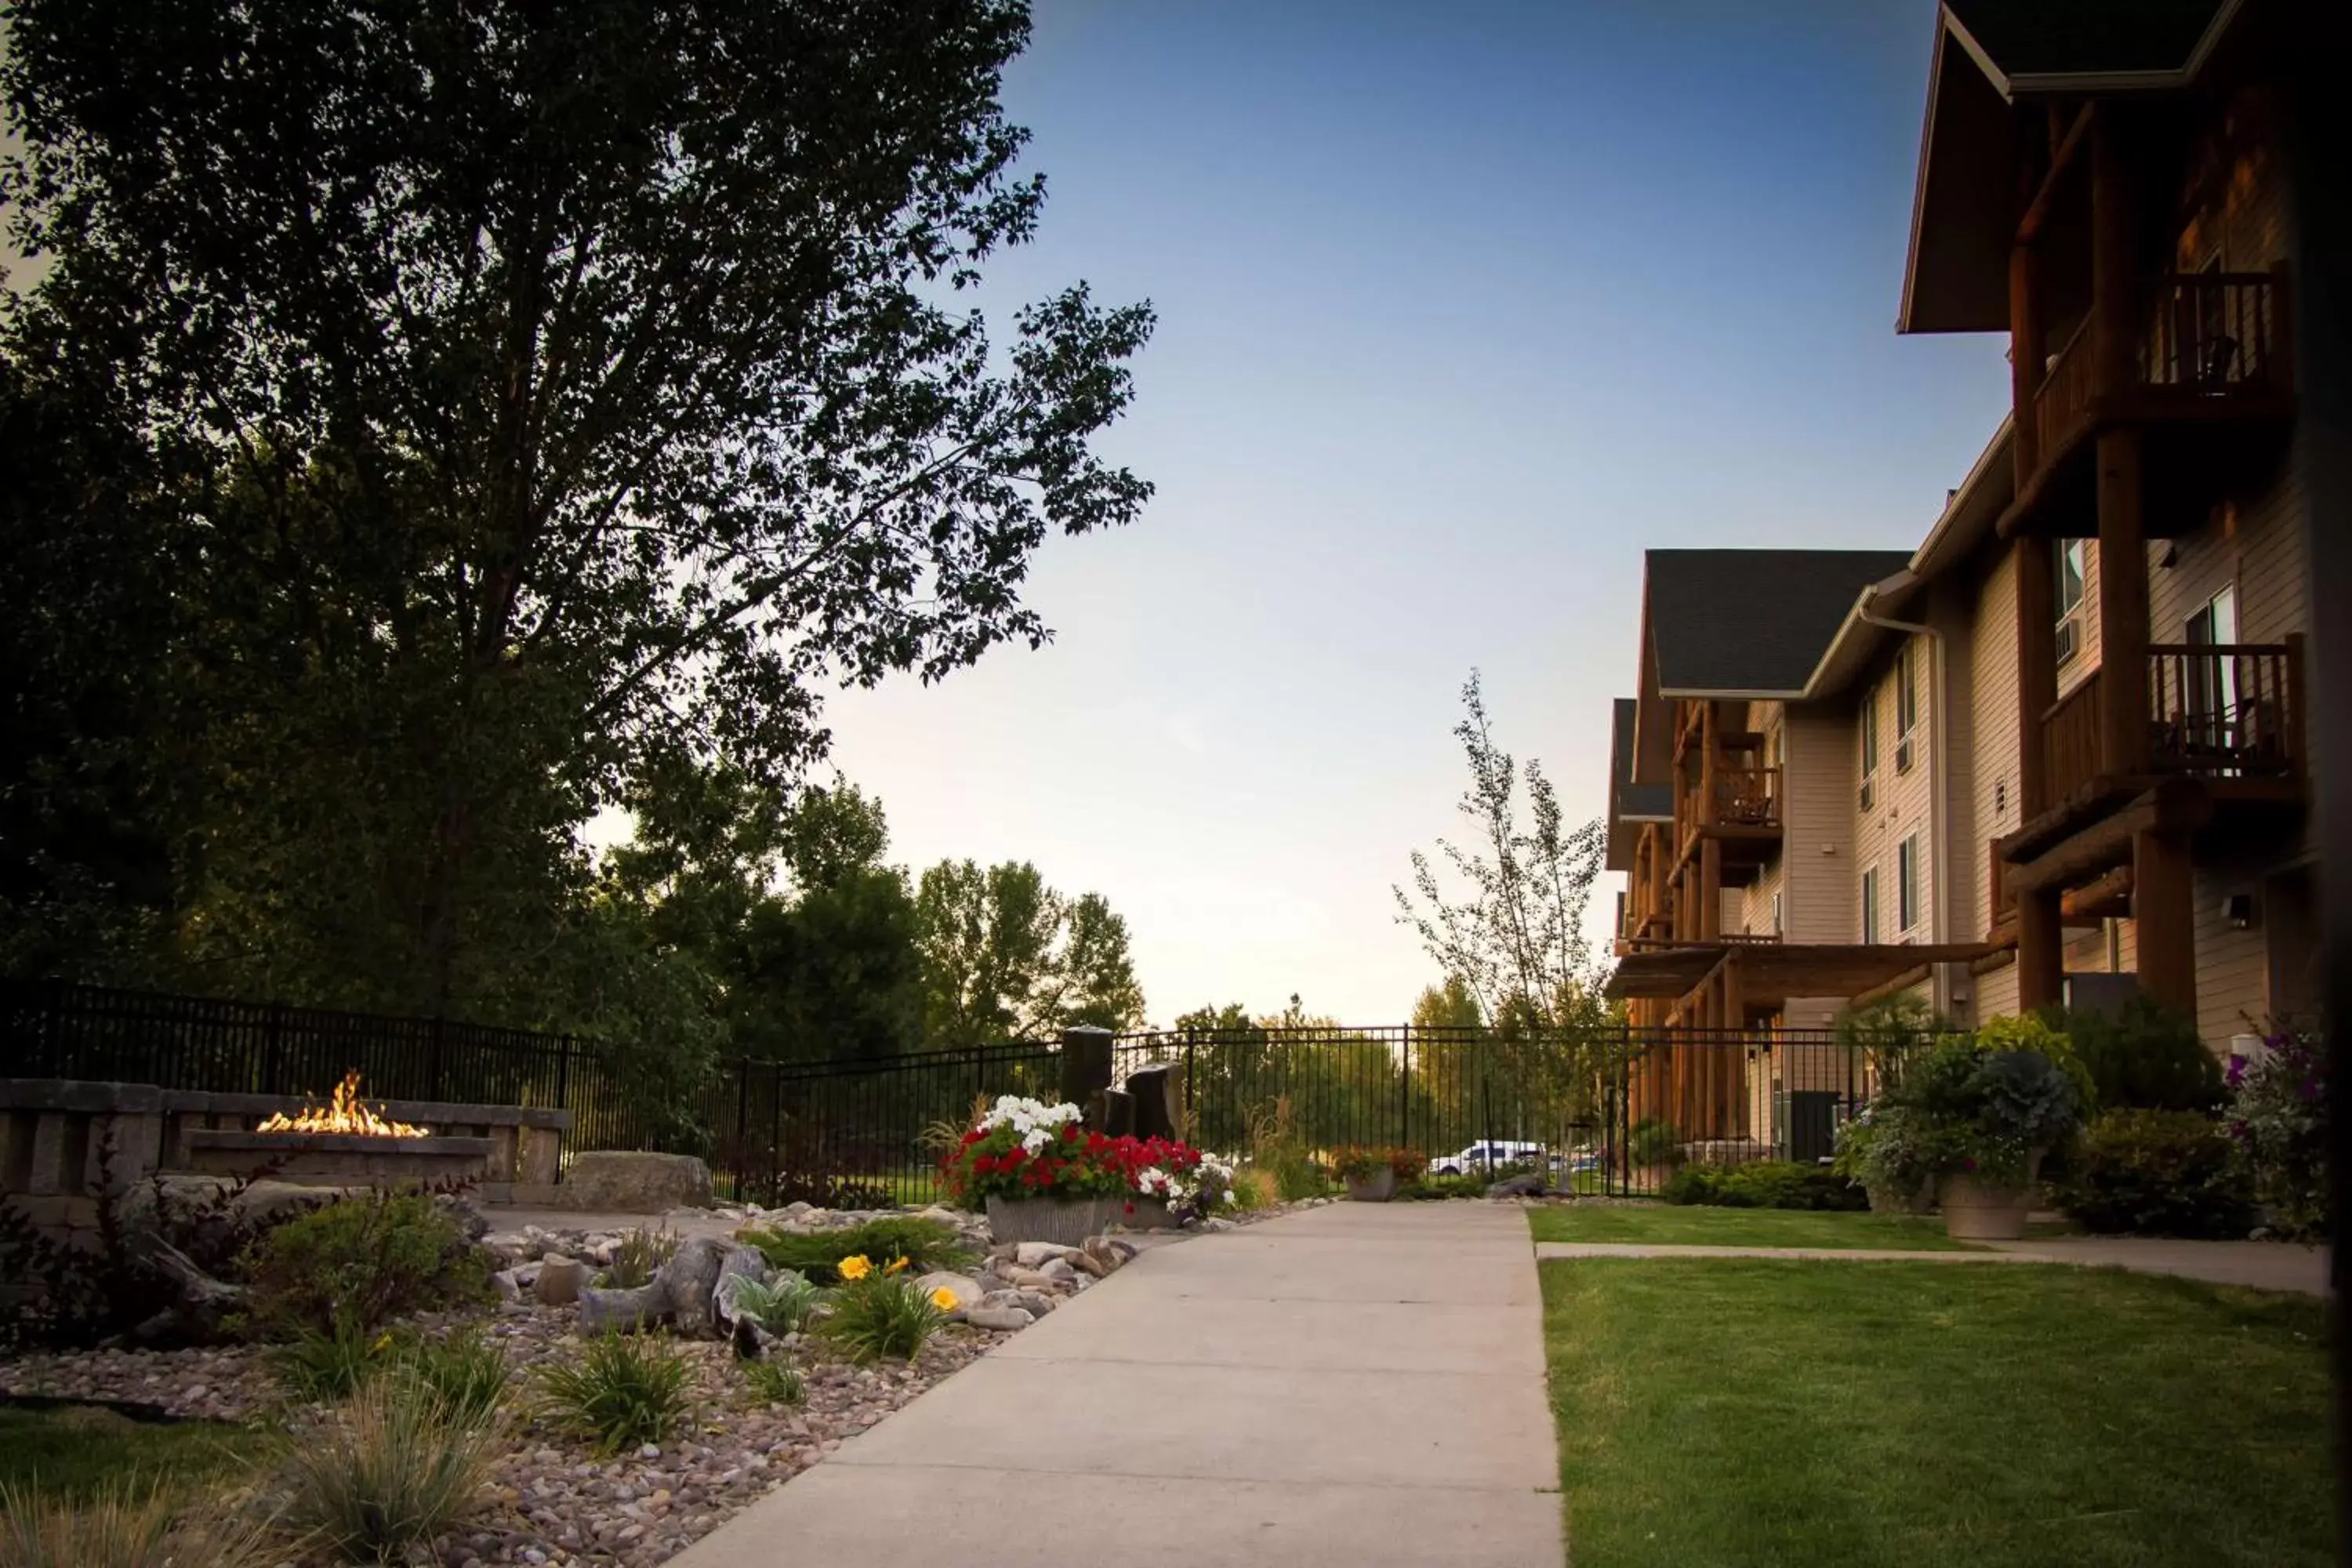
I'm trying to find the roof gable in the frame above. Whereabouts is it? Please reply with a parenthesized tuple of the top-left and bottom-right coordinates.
(1645, 549, 1914, 698)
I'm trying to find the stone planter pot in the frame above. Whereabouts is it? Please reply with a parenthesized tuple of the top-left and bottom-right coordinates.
(1940, 1173, 2031, 1240)
(984, 1195, 1116, 1247)
(1344, 1167, 1399, 1203)
(1116, 1196, 1178, 1231)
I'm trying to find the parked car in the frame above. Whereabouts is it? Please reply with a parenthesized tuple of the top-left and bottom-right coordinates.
(1428, 1140, 1549, 1176)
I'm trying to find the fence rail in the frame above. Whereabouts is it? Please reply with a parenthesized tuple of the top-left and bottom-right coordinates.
(4, 981, 1928, 1204)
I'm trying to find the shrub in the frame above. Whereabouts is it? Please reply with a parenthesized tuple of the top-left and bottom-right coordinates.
(742, 1359, 806, 1408)
(2225, 1026, 2329, 1240)
(269, 1321, 401, 1403)
(238, 1191, 495, 1340)
(1397, 1172, 1488, 1201)
(2063, 1109, 2253, 1239)
(597, 1225, 678, 1290)
(936, 1098, 1232, 1214)
(535, 1332, 692, 1454)
(2039, 996, 2223, 1112)
(818, 1270, 945, 1363)
(1856, 1029, 2085, 1200)
(1835, 994, 1949, 1082)
(1660, 1162, 1864, 1210)
(276, 1381, 495, 1561)
(0, 1479, 274, 1568)
(739, 1217, 967, 1285)
(722, 1272, 824, 1337)
(1329, 1147, 1427, 1182)
(1627, 1118, 1682, 1168)
(394, 1327, 508, 1426)
(1225, 1167, 1277, 1210)
(1243, 1098, 1328, 1200)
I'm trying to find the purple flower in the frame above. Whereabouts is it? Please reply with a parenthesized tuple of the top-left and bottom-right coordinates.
(2226, 1054, 2248, 1088)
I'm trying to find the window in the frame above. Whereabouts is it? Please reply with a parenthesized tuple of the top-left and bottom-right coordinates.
(2185, 586, 2241, 763)
(1770, 890, 1784, 936)
(1894, 648, 1918, 773)
(1897, 833, 1922, 934)
(2055, 539, 2087, 665)
(1860, 866, 1880, 946)
(1859, 692, 1880, 809)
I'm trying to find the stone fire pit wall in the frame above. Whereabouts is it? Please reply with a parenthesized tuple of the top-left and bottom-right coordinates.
(0, 1077, 570, 1232)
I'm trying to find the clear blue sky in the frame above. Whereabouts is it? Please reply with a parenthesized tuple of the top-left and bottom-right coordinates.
(820, 0, 2013, 1025)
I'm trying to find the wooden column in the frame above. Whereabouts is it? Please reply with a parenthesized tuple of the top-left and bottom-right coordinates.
(1699, 840, 1723, 938)
(2096, 426, 2151, 775)
(1720, 954, 1745, 1139)
(2015, 536, 2059, 816)
(2089, 110, 2139, 401)
(2018, 885, 2064, 1011)
(2009, 240, 2044, 485)
(2132, 827, 2198, 1019)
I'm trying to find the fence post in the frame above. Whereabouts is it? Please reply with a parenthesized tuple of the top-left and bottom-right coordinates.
(263, 1001, 287, 1095)
(428, 1014, 447, 1099)
(732, 1058, 751, 1200)
(1399, 1028, 1411, 1149)
(554, 1035, 572, 1115)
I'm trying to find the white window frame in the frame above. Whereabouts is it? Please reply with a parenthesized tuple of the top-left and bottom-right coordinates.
(1894, 648, 1918, 774)
(1897, 833, 1922, 935)
(2055, 539, 2088, 666)
(1860, 866, 1880, 946)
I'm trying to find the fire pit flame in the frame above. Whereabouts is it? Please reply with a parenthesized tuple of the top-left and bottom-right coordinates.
(255, 1070, 430, 1138)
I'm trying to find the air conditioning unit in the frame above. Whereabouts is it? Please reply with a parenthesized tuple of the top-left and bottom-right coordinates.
(1858, 776, 1875, 811)
(2055, 615, 2081, 666)
(1895, 735, 1915, 775)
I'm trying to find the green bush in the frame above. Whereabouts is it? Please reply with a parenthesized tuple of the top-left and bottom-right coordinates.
(596, 1225, 678, 1289)
(1628, 1118, 1682, 1168)
(394, 1327, 508, 1427)
(818, 1274, 945, 1364)
(2063, 1109, 2253, 1239)
(268, 1321, 401, 1403)
(535, 1332, 692, 1454)
(238, 1192, 495, 1340)
(1662, 1162, 1864, 1211)
(277, 1381, 495, 1560)
(2041, 997, 2224, 1112)
(723, 1272, 824, 1337)
(1397, 1173, 1489, 1201)
(739, 1217, 967, 1284)
(742, 1358, 806, 1407)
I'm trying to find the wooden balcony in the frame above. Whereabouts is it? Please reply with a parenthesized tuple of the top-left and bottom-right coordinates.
(2008, 271, 2294, 539)
(1675, 764, 1782, 884)
(2020, 641, 2304, 858)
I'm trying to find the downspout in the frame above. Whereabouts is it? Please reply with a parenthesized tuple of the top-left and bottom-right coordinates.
(1856, 584, 1963, 1021)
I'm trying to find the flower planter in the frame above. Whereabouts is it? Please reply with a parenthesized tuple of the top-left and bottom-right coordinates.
(1117, 1196, 1178, 1231)
(1343, 1167, 1399, 1203)
(984, 1195, 1117, 1247)
(1939, 1173, 2031, 1240)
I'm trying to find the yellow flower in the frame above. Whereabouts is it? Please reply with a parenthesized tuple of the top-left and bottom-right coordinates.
(837, 1254, 872, 1281)
(930, 1287, 960, 1311)
(372, 1333, 394, 1352)
(886, 1256, 909, 1274)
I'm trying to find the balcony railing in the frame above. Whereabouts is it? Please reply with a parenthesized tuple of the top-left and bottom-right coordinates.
(2146, 641, 2301, 779)
(2032, 272, 2288, 461)
(2040, 671, 2105, 808)
(2037, 642, 2303, 808)
(1709, 765, 1781, 828)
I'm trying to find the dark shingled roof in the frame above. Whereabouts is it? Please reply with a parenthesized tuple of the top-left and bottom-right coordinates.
(1946, 0, 2225, 79)
(1646, 550, 1913, 697)
(1610, 699, 1670, 819)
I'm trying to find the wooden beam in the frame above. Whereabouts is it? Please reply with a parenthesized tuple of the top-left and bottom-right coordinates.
(2007, 783, 2214, 897)
(1852, 963, 1934, 1011)
(2096, 426, 2152, 775)
(2063, 863, 2134, 922)
(2015, 536, 2059, 818)
(2016, 103, 2093, 246)
(2133, 827, 2198, 1018)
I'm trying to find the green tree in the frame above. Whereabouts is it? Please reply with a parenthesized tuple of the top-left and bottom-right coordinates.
(1411, 977, 1485, 1033)
(913, 861, 1145, 1044)
(1, 0, 1152, 1018)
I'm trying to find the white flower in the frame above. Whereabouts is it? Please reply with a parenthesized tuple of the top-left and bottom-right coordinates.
(978, 1096, 1083, 1135)
(1021, 1127, 1052, 1154)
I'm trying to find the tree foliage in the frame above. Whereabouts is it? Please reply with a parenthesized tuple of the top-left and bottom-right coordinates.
(0, 0, 1152, 1021)
(914, 860, 1145, 1044)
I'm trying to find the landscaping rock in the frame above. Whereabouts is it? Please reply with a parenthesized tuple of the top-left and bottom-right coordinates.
(559, 1151, 715, 1213)
(1013, 1242, 1076, 1268)
(534, 1257, 590, 1306)
(1000, 1265, 1054, 1290)
(965, 1305, 1035, 1331)
(659, 1237, 732, 1336)
(1079, 1236, 1120, 1275)
(1486, 1172, 1549, 1199)
(579, 1282, 670, 1334)
(1038, 1257, 1079, 1287)
(914, 1272, 984, 1312)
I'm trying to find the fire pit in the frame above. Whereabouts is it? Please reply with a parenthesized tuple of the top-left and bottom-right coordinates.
(182, 1071, 493, 1186)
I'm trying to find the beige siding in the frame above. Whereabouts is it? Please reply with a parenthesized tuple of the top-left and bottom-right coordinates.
(1973, 958, 2020, 1021)
(1967, 543, 2024, 937)
(1740, 704, 1788, 937)
(1852, 633, 1938, 946)
(1779, 706, 1856, 943)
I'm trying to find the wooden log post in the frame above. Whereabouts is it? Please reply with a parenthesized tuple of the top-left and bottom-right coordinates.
(2132, 828, 2198, 1020)
(2096, 426, 2152, 776)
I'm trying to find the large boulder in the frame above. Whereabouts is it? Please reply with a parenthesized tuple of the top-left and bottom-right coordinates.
(578, 1282, 669, 1334)
(557, 1152, 713, 1213)
(658, 1236, 731, 1336)
(533, 1256, 590, 1306)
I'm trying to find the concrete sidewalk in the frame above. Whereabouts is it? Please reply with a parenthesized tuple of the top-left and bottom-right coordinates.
(1533, 1236, 2329, 1296)
(670, 1202, 1563, 1568)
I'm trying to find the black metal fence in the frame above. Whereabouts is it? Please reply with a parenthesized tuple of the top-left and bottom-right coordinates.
(5, 979, 1929, 1203)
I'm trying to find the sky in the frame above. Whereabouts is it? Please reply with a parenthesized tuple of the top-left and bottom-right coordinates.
(816, 0, 2016, 1026)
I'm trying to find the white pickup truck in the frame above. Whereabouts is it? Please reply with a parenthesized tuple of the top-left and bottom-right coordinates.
(1426, 1140, 1549, 1176)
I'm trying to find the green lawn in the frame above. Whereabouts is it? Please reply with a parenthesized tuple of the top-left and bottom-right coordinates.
(0, 1403, 276, 1504)
(1541, 1258, 2334, 1567)
(1528, 1203, 1978, 1250)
